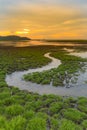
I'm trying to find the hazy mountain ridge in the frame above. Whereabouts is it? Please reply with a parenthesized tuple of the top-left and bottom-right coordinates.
(0, 35, 31, 41)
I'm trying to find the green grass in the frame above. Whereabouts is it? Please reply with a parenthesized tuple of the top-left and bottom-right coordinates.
(0, 45, 87, 129)
(81, 120, 87, 129)
(62, 108, 86, 123)
(58, 119, 82, 130)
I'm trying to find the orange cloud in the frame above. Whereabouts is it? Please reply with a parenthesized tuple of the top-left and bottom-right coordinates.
(0, 3, 87, 39)
(63, 18, 87, 25)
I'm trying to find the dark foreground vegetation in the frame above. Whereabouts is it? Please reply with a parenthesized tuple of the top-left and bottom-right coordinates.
(0, 45, 87, 130)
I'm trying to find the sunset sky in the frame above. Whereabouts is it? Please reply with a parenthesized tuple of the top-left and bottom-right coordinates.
(0, 0, 87, 39)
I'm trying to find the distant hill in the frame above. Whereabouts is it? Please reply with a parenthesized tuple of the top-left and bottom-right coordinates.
(0, 35, 31, 41)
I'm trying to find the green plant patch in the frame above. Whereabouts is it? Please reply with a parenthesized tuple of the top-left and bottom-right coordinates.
(62, 108, 86, 123)
(81, 120, 87, 129)
(50, 117, 59, 130)
(49, 102, 63, 115)
(5, 104, 24, 118)
(26, 117, 47, 130)
(7, 116, 26, 130)
(58, 119, 82, 130)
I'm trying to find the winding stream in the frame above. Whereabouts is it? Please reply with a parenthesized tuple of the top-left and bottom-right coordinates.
(6, 51, 87, 97)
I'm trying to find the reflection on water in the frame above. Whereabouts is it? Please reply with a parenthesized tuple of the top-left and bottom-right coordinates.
(64, 48, 87, 58)
(0, 40, 87, 47)
(70, 51, 87, 58)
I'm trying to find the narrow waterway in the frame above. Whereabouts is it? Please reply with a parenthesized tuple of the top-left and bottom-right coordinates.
(6, 51, 87, 97)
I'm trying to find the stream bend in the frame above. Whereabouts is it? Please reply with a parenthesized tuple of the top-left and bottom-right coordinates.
(6, 52, 87, 97)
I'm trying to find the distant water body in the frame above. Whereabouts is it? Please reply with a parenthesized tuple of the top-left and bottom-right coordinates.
(0, 40, 87, 47)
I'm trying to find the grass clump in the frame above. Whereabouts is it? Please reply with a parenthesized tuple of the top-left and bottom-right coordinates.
(50, 117, 59, 130)
(62, 108, 86, 123)
(58, 119, 82, 130)
(81, 120, 87, 129)
(0, 116, 7, 129)
(5, 104, 24, 117)
(49, 102, 63, 115)
(26, 117, 47, 130)
(7, 116, 26, 130)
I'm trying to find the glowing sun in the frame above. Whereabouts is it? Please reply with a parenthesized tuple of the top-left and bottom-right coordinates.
(15, 29, 30, 35)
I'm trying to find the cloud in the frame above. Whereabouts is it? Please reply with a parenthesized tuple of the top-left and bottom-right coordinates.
(63, 18, 87, 25)
(0, 0, 87, 39)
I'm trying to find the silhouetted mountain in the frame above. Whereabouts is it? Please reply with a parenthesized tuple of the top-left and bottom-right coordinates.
(0, 35, 31, 41)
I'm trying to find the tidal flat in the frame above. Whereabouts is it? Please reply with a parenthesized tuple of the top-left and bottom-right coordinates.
(0, 42, 87, 129)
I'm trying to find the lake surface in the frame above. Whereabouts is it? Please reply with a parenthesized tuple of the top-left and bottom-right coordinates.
(0, 40, 87, 48)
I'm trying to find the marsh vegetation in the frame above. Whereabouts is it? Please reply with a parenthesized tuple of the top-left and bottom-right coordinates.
(24, 50, 87, 87)
(0, 45, 87, 129)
